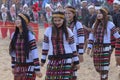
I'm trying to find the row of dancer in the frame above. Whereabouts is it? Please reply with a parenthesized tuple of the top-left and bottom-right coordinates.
(9, 5, 120, 80)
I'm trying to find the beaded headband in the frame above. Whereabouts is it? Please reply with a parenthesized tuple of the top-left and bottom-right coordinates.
(18, 13, 29, 24)
(52, 14, 64, 19)
(101, 8, 108, 14)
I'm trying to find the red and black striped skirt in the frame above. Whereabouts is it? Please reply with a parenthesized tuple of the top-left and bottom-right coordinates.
(93, 44, 111, 80)
(13, 63, 36, 80)
(45, 55, 75, 80)
(115, 39, 120, 56)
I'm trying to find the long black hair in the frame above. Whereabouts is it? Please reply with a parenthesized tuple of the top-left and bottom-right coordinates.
(51, 11, 69, 40)
(9, 14, 30, 58)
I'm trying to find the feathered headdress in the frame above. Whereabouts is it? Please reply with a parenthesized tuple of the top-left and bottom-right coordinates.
(32, 2, 40, 12)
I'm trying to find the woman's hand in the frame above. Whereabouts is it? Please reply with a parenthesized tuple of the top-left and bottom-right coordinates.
(75, 64, 80, 70)
(86, 48, 91, 55)
(86, 48, 93, 57)
(71, 63, 80, 70)
(78, 55, 84, 63)
(12, 68, 15, 74)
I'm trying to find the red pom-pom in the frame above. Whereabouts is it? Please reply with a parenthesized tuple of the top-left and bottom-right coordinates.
(107, 0, 114, 4)
(32, 2, 40, 12)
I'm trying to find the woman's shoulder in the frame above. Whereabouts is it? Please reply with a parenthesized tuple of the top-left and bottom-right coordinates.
(28, 30, 34, 35)
(28, 30, 36, 40)
(107, 21, 115, 29)
(75, 21, 83, 28)
(43, 26, 52, 36)
(67, 27, 71, 31)
(107, 21, 115, 26)
(67, 27, 74, 36)
(76, 21, 82, 25)
(46, 26, 52, 30)
(45, 26, 52, 33)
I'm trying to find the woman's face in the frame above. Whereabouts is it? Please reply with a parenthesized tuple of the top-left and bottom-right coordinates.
(65, 10, 74, 21)
(15, 16, 22, 28)
(53, 17, 64, 28)
(97, 10, 103, 20)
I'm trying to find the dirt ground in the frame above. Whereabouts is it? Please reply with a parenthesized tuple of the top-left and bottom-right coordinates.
(0, 28, 120, 80)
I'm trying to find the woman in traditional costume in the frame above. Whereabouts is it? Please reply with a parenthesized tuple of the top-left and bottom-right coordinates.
(87, 7, 120, 80)
(41, 11, 80, 80)
(65, 5, 85, 79)
(9, 13, 42, 80)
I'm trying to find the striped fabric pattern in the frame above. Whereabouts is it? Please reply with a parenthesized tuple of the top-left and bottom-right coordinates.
(95, 25, 104, 43)
(111, 27, 117, 34)
(29, 39, 40, 71)
(87, 21, 120, 80)
(88, 40, 94, 49)
(41, 27, 79, 80)
(68, 21, 85, 55)
(77, 28, 84, 37)
(29, 39, 37, 50)
(111, 27, 118, 51)
(11, 56, 15, 68)
(115, 38, 120, 56)
(52, 29, 65, 55)
(93, 44, 111, 80)
(77, 28, 84, 54)
(45, 58, 74, 80)
(70, 21, 84, 55)
(75, 23, 84, 54)
(14, 64, 36, 80)
(15, 34, 26, 63)
(68, 21, 84, 54)
(111, 34, 116, 48)
(41, 34, 49, 63)
(41, 27, 79, 64)
(88, 21, 120, 49)
(10, 32, 40, 80)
